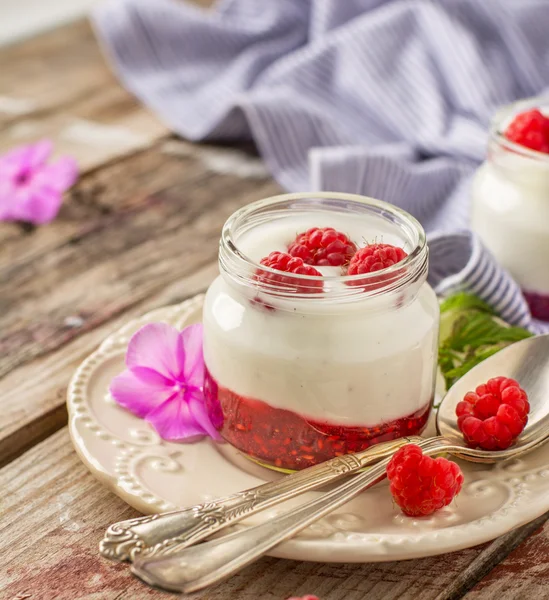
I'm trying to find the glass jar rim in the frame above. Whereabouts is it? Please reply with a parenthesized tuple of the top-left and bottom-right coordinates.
(490, 96, 549, 165)
(219, 192, 428, 300)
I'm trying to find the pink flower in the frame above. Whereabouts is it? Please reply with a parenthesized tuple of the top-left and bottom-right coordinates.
(0, 139, 78, 225)
(110, 322, 221, 441)
(287, 596, 320, 600)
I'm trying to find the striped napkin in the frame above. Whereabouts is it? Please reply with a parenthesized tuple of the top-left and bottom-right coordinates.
(93, 0, 549, 332)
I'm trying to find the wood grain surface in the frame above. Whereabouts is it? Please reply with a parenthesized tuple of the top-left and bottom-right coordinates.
(0, 13, 548, 600)
(464, 521, 549, 600)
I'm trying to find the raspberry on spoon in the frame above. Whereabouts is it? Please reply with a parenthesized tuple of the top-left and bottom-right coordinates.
(504, 108, 549, 153)
(456, 377, 530, 450)
(257, 251, 323, 293)
(288, 227, 357, 267)
(386, 444, 464, 517)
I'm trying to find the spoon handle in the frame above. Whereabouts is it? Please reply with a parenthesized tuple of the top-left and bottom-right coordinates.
(100, 436, 419, 562)
(131, 437, 447, 594)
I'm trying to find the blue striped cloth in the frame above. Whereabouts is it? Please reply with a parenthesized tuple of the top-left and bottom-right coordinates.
(94, 0, 549, 333)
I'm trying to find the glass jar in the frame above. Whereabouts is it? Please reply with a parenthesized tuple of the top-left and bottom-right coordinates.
(471, 98, 549, 321)
(203, 192, 439, 471)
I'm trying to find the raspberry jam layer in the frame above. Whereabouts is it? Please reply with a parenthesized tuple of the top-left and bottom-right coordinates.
(204, 370, 431, 471)
(523, 289, 549, 322)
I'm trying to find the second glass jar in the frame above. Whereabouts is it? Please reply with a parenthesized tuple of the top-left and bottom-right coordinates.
(471, 97, 549, 321)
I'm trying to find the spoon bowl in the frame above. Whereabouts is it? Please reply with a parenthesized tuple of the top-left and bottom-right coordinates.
(437, 333, 549, 457)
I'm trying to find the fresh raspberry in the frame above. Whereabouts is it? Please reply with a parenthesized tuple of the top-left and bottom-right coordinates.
(257, 251, 323, 293)
(505, 109, 549, 153)
(346, 243, 408, 288)
(348, 243, 408, 275)
(288, 227, 357, 267)
(456, 377, 530, 450)
(386, 444, 464, 517)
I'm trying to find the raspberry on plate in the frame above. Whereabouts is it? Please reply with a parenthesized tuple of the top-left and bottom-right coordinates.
(504, 108, 549, 153)
(386, 444, 464, 517)
(257, 251, 323, 293)
(456, 377, 530, 450)
(288, 227, 357, 267)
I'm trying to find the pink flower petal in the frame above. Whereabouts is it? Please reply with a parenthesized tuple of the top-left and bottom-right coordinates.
(0, 140, 77, 225)
(16, 188, 63, 225)
(0, 190, 13, 220)
(27, 140, 54, 169)
(179, 323, 205, 388)
(0, 140, 52, 173)
(187, 388, 223, 441)
(2, 187, 33, 222)
(126, 322, 183, 379)
(110, 368, 172, 418)
(36, 156, 79, 192)
(146, 393, 208, 440)
(0, 144, 37, 172)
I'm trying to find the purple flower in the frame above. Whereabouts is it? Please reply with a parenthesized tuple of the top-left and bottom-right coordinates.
(0, 139, 78, 225)
(110, 322, 220, 441)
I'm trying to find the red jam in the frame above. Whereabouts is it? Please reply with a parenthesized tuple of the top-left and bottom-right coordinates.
(523, 290, 549, 322)
(204, 370, 431, 471)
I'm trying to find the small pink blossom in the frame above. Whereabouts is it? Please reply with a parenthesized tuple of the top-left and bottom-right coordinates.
(0, 139, 78, 225)
(110, 322, 220, 441)
(287, 596, 320, 600)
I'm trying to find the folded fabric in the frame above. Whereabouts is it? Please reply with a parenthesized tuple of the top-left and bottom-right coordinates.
(94, 0, 549, 332)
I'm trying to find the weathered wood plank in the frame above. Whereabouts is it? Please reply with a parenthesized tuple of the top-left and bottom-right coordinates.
(0, 261, 218, 467)
(0, 84, 168, 173)
(0, 144, 276, 378)
(0, 2, 274, 472)
(0, 143, 276, 464)
(463, 519, 549, 600)
(0, 17, 168, 254)
(0, 428, 503, 600)
(0, 21, 114, 128)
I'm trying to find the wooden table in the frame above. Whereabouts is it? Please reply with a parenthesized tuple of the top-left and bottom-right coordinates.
(0, 17, 548, 600)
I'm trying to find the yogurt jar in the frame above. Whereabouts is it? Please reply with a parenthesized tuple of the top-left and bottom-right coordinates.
(471, 98, 549, 321)
(203, 192, 439, 471)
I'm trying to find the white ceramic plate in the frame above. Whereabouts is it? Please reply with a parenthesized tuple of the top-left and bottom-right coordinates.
(68, 296, 549, 562)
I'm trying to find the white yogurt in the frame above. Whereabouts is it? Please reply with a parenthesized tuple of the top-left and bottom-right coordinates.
(471, 100, 549, 295)
(203, 197, 439, 427)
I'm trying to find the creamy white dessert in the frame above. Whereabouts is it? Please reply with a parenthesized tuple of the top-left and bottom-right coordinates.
(202, 193, 439, 469)
(471, 100, 549, 322)
(204, 214, 437, 425)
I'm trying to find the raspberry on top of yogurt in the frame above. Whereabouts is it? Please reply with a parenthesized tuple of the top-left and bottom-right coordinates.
(504, 108, 549, 153)
(288, 227, 357, 266)
(257, 251, 323, 293)
(347, 243, 408, 288)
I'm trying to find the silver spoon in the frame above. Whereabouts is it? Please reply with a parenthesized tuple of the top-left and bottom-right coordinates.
(129, 334, 549, 593)
(101, 435, 424, 563)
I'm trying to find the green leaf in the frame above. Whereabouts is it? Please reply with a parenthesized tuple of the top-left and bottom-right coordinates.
(440, 292, 495, 315)
(437, 291, 533, 391)
(442, 346, 503, 389)
(446, 312, 531, 352)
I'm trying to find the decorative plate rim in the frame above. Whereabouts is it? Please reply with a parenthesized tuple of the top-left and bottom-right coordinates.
(67, 295, 549, 563)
